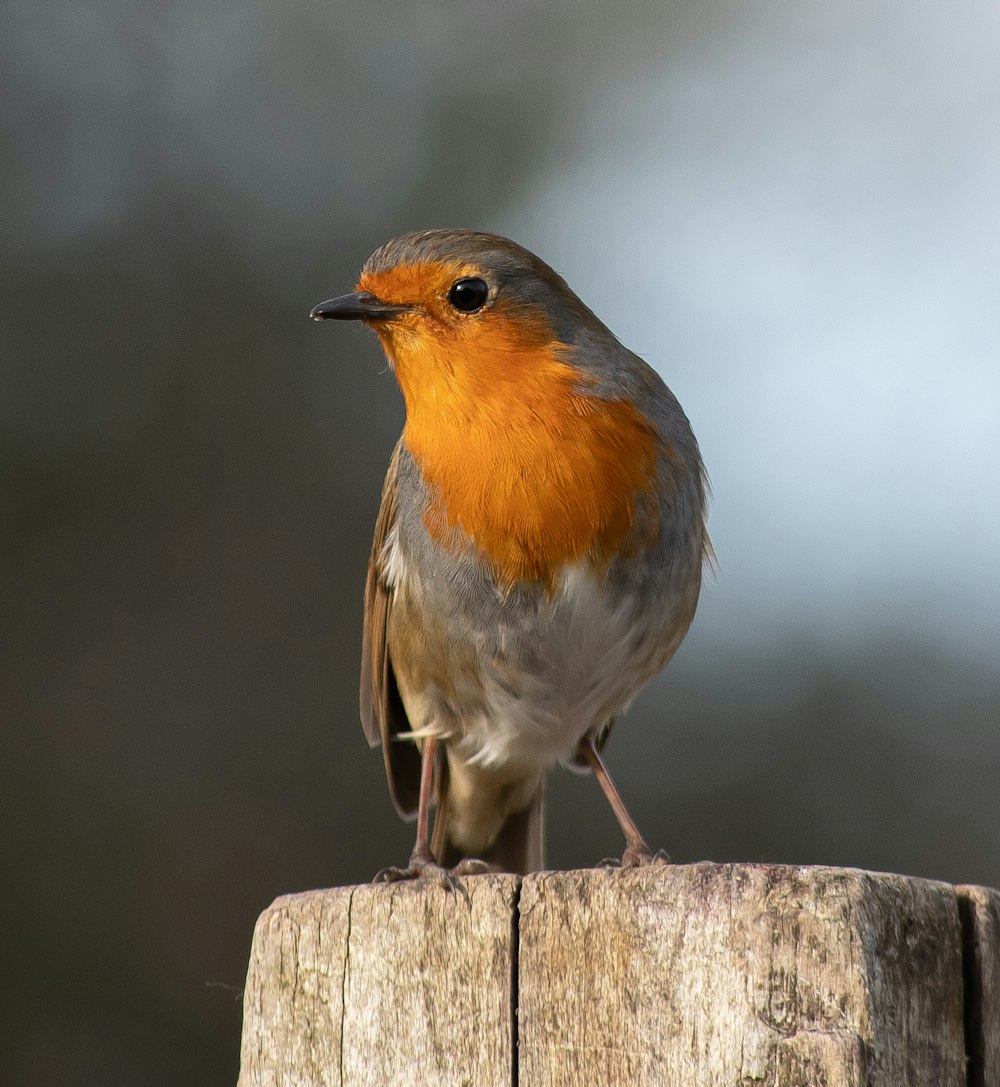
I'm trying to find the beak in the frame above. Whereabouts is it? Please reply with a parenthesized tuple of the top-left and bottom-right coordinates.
(310, 291, 411, 322)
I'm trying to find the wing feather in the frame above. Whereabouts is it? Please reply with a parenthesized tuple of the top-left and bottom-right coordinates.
(359, 440, 422, 818)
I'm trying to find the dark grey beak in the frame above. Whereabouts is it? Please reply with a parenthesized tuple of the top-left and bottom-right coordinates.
(310, 291, 411, 321)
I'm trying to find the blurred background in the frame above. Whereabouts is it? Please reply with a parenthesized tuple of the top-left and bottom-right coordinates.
(3, 1, 998, 1083)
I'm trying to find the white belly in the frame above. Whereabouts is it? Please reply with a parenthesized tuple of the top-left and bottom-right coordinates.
(398, 561, 690, 774)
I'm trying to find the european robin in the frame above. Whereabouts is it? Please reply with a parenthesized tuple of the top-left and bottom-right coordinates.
(312, 230, 708, 878)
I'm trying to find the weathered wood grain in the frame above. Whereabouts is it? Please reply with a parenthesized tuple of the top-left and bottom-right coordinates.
(238, 875, 517, 1087)
(238, 864, 994, 1087)
(957, 883, 1000, 1087)
(515, 864, 966, 1087)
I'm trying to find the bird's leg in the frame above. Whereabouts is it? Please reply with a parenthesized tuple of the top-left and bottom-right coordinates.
(374, 735, 440, 878)
(373, 737, 478, 891)
(578, 734, 669, 867)
(409, 733, 439, 867)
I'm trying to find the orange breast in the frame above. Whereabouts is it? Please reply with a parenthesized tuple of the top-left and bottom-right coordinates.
(374, 307, 663, 589)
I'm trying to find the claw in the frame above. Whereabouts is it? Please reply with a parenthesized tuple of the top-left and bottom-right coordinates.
(598, 845, 671, 869)
(371, 855, 475, 902)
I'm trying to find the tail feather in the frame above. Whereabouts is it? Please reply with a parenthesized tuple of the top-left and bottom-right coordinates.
(432, 762, 545, 874)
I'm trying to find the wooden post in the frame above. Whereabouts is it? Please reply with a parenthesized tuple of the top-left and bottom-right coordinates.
(237, 864, 999, 1086)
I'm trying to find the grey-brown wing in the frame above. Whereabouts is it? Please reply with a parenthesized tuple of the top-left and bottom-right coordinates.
(360, 440, 422, 818)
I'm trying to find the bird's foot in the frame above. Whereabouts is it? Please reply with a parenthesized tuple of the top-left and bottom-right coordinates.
(598, 845, 670, 869)
(372, 849, 488, 898)
(373, 853, 455, 890)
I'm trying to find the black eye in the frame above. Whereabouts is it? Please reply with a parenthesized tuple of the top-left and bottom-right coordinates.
(447, 277, 489, 313)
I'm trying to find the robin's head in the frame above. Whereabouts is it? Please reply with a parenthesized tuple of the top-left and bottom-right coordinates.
(310, 231, 614, 406)
(312, 230, 598, 330)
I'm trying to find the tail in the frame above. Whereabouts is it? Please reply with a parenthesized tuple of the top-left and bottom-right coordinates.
(431, 759, 545, 875)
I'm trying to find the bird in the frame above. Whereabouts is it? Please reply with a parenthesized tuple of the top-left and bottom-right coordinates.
(311, 230, 709, 879)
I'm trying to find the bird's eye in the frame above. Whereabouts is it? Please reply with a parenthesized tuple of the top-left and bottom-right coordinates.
(447, 277, 489, 313)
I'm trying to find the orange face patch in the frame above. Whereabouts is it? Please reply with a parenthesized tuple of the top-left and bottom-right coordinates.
(359, 261, 480, 322)
(359, 263, 663, 588)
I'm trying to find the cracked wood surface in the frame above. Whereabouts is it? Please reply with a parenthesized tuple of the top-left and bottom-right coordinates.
(957, 884, 1000, 1087)
(239, 875, 517, 1087)
(238, 863, 998, 1086)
